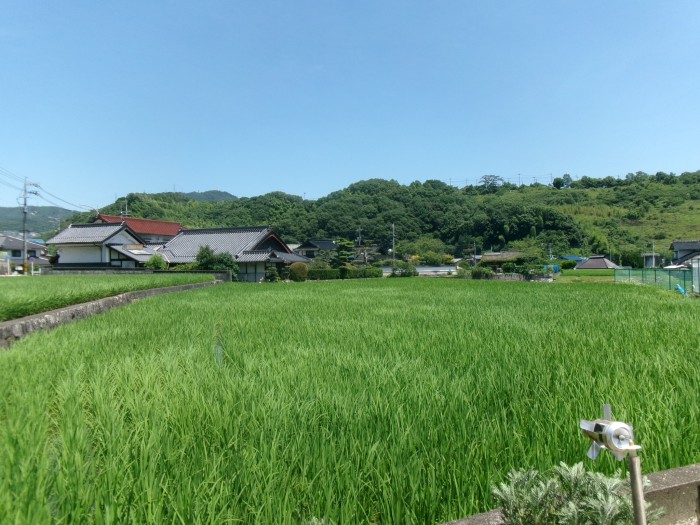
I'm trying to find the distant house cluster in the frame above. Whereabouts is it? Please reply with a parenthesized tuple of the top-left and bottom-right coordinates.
(47, 215, 308, 282)
(0, 234, 50, 274)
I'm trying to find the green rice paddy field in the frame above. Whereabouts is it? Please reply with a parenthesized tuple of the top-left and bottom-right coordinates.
(1, 279, 699, 524)
(0, 273, 215, 322)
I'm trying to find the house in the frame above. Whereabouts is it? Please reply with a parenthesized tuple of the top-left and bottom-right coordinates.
(46, 223, 156, 268)
(0, 234, 50, 274)
(670, 241, 700, 265)
(159, 226, 309, 282)
(94, 214, 184, 243)
(641, 252, 660, 268)
(294, 239, 338, 259)
(478, 251, 525, 270)
(574, 255, 620, 270)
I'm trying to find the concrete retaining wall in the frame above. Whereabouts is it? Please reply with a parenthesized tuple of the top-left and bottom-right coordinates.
(446, 463, 700, 525)
(1, 280, 222, 348)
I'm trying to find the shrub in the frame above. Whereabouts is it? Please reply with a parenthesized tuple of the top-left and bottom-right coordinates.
(420, 251, 443, 266)
(346, 267, 383, 279)
(195, 246, 239, 276)
(171, 262, 199, 271)
(264, 267, 280, 283)
(307, 269, 340, 280)
(559, 260, 578, 270)
(493, 462, 663, 525)
(456, 268, 471, 279)
(289, 262, 309, 282)
(390, 261, 418, 277)
(144, 254, 168, 270)
(471, 266, 494, 280)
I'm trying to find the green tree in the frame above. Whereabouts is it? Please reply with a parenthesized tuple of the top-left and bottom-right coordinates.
(195, 245, 239, 277)
(144, 254, 168, 270)
(333, 238, 355, 267)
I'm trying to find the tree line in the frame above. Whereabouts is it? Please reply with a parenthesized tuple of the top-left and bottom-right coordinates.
(65, 169, 700, 265)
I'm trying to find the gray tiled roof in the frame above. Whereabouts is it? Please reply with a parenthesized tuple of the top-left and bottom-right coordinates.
(47, 223, 130, 244)
(298, 239, 337, 251)
(109, 244, 162, 263)
(236, 250, 273, 263)
(0, 235, 46, 251)
(271, 251, 310, 263)
(236, 250, 311, 264)
(671, 241, 700, 250)
(160, 227, 273, 264)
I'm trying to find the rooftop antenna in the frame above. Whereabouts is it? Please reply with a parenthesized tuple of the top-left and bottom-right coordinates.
(581, 404, 646, 525)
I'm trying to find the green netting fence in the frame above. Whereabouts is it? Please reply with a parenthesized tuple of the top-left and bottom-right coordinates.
(614, 268, 694, 293)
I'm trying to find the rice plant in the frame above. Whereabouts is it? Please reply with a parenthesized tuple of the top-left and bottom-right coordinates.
(0, 273, 215, 321)
(0, 279, 698, 523)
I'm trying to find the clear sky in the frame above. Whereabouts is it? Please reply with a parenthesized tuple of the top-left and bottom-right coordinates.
(1, 2, 699, 210)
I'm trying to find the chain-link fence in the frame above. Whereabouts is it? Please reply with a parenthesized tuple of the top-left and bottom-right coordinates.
(614, 268, 694, 293)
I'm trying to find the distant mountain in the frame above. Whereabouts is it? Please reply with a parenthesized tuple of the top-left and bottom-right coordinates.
(0, 206, 75, 235)
(182, 190, 237, 202)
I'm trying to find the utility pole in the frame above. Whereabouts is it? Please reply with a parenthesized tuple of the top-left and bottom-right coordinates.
(392, 223, 395, 269)
(22, 178, 39, 275)
(356, 227, 362, 247)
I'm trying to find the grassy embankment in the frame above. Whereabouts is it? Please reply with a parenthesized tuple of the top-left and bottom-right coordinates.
(0, 273, 215, 322)
(1, 279, 698, 524)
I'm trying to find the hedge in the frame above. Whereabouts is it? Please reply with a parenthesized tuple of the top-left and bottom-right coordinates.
(307, 267, 383, 281)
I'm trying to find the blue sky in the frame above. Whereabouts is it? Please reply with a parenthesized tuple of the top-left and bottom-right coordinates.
(1, 2, 699, 210)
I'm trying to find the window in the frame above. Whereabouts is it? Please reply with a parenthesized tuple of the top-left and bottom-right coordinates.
(11, 250, 21, 257)
(28, 250, 37, 257)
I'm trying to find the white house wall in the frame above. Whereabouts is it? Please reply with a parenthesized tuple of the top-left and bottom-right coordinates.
(59, 245, 103, 264)
(693, 258, 699, 294)
(110, 231, 141, 245)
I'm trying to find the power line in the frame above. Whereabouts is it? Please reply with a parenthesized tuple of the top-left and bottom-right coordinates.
(36, 184, 94, 211)
(35, 193, 69, 209)
(0, 178, 23, 192)
(0, 165, 25, 183)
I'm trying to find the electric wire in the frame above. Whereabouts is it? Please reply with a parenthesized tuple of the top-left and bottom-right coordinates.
(0, 165, 25, 183)
(0, 179, 23, 192)
(35, 184, 94, 211)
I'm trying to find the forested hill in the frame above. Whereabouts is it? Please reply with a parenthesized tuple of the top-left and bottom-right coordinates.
(0, 206, 74, 235)
(66, 170, 700, 264)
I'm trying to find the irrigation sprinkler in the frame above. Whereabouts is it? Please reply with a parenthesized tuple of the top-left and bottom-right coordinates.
(580, 404, 647, 525)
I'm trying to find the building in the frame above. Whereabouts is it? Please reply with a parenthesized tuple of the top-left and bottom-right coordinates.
(0, 234, 50, 274)
(670, 241, 700, 266)
(46, 223, 156, 268)
(94, 214, 185, 243)
(294, 239, 338, 259)
(159, 227, 309, 282)
(574, 255, 620, 270)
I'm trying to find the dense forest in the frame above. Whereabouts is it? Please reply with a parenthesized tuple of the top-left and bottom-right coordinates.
(51, 169, 700, 265)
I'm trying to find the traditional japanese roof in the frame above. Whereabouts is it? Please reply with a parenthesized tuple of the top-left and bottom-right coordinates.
(47, 223, 145, 245)
(159, 227, 293, 264)
(670, 240, 700, 251)
(480, 251, 524, 263)
(574, 255, 620, 270)
(0, 235, 46, 251)
(109, 244, 164, 263)
(95, 214, 184, 237)
(297, 239, 338, 251)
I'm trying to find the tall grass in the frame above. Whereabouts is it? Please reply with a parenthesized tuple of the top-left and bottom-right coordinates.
(0, 273, 215, 321)
(1, 279, 698, 523)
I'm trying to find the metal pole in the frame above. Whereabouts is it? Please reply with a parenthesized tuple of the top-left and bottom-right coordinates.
(22, 178, 28, 274)
(391, 223, 395, 269)
(627, 453, 647, 525)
